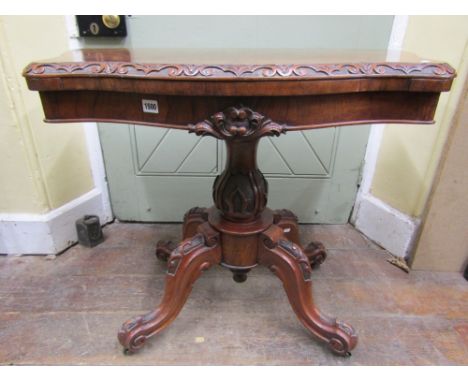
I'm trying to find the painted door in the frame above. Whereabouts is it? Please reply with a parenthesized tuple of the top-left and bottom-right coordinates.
(85, 16, 394, 223)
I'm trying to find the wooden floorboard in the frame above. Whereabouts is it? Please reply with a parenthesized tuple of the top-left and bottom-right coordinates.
(0, 222, 466, 365)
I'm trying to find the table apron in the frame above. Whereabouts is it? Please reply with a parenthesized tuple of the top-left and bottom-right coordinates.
(39, 91, 439, 130)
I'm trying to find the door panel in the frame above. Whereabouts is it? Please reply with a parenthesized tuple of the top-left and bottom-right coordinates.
(133, 127, 220, 175)
(99, 123, 370, 223)
(87, 16, 393, 223)
(259, 130, 337, 176)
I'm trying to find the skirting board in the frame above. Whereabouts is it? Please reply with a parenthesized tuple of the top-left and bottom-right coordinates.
(351, 193, 420, 259)
(0, 188, 112, 255)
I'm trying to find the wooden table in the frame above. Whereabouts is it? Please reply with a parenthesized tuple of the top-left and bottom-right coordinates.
(23, 49, 455, 356)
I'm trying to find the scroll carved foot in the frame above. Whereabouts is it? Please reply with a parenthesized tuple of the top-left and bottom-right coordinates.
(304, 241, 327, 268)
(155, 240, 177, 262)
(258, 225, 357, 356)
(119, 225, 221, 353)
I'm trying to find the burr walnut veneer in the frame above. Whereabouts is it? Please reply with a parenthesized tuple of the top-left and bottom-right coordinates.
(23, 49, 455, 356)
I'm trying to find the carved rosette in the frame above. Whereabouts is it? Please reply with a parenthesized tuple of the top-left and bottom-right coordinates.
(188, 106, 286, 141)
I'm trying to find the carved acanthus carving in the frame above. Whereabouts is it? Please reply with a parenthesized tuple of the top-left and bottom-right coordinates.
(190, 106, 278, 222)
(188, 106, 286, 140)
(24, 61, 456, 79)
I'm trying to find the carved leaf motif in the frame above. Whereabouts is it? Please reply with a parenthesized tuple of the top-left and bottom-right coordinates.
(188, 121, 224, 139)
(189, 106, 286, 140)
(227, 187, 249, 215)
(23, 62, 456, 79)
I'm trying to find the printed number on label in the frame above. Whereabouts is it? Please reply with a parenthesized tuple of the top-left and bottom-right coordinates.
(142, 99, 159, 114)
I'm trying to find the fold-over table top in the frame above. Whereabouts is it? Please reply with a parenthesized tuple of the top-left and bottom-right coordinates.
(23, 48, 455, 96)
(23, 49, 456, 131)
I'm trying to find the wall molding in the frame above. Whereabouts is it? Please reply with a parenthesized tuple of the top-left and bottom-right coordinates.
(0, 188, 108, 255)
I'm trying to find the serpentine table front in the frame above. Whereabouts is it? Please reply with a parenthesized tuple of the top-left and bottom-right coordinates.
(23, 49, 455, 356)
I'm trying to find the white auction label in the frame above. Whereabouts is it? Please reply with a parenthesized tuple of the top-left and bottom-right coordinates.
(142, 99, 159, 114)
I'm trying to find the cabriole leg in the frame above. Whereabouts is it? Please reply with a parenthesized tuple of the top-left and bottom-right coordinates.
(119, 225, 221, 353)
(258, 225, 357, 356)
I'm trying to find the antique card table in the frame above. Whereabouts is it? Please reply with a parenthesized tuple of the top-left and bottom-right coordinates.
(23, 49, 455, 356)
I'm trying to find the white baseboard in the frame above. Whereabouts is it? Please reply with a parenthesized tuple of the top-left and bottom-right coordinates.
(351, 193, 420, 259)
(0, 188, 112, 255)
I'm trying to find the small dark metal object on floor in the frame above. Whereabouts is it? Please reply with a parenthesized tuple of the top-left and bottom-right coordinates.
(76, 215, 104, 247)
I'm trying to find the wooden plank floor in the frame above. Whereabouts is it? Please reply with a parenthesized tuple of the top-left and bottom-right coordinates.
(0, 222, 467, 365)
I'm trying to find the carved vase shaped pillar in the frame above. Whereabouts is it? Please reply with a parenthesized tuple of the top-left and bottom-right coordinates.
(213, 138, 267, 222)
(190, 106, 285, 222)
